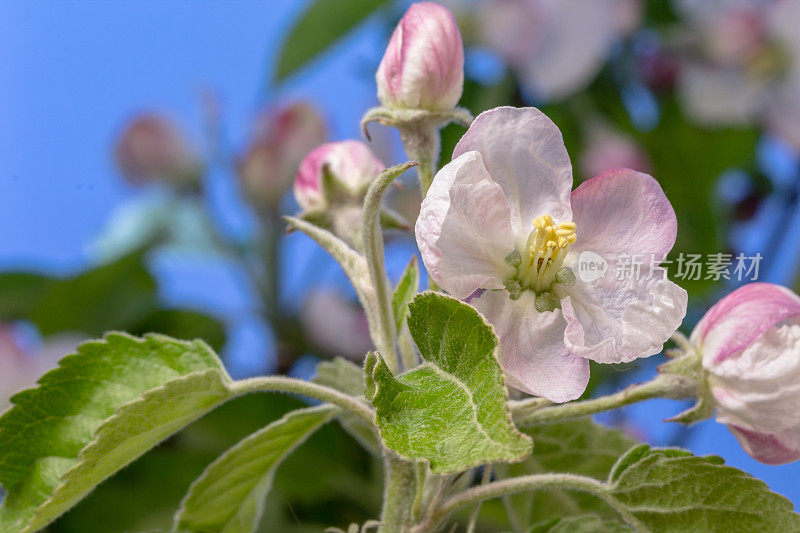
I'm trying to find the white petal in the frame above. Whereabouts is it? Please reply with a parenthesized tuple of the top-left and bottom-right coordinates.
(711, 323, 800, 433)
(415, 151, 516, 299)
(560, 271, 687, 364)
(677, 63, 766, 126)
(728, 424, 800, 465)
(453, 107, 573, 233)
(474, 290, 590, 403)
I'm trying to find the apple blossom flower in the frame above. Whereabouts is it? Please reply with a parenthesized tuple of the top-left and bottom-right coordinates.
(293, 140, 385, 212)
(674, 0, 800, 147)
(114, 113, 199, 185)
(238, 102, 326, 208)
(376, 2, 464, 111)
(415, 107, 687, 402)
(690, 282, 800, 464)
(477, 0, 640, 102)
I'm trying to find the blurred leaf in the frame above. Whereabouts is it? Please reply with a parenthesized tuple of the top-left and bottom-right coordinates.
(174, 405, 336, 533)
(498, 418, 636, 529)
(313, 358, 379, 455)
(51, 394, 380, 533)
(366, 292, 531, 474)
(0, 249, 225, 350)
(274, 0, 391, 82)
(0, 334, 232, 533)
(391, 256, 419, 331)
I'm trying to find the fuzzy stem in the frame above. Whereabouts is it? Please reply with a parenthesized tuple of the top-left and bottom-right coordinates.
(362, 162, 418, 373)
(380, 456, 419, 532)
(511, 374, 685, 426)
(466, 465, 492, 533)
(400, 123, 440, 195)
(232, 376, 374, 426)
(417, 474, 650, 533)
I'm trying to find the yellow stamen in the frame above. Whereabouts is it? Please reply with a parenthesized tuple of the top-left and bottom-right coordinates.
(523, 214, 577, 291)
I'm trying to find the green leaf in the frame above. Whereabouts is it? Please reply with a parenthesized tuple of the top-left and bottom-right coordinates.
(529, 514, 632, 533)
(365, 292, 531, 474)
(313, 357, 365, 398)
(391, 257, 419, 332)
(312, 358, 380, 455)
(605, 444, 800, 532)
(499, 419, 637, 528)
(274, 0, 391, 81)
(0, 248, 226, 350)
(0, 333, 234, 533)
(174, 405, 336, 533)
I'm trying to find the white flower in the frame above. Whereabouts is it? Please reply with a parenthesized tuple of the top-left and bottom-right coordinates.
(416, 107, 687, 402)
(692, 282, 800, 464)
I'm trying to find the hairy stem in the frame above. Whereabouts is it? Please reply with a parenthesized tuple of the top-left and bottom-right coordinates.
(380, 456, 418, 532)
(400, 123, 440, 195)
(232, 376, 374, 426)
(511, 374, 684, 426)
(466, 465, 492, 533)
(418, 474, 650, 533)
(362, 162, 418, 373)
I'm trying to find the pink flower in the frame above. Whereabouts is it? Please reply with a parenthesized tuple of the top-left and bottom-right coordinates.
(415, 107, 687, 402)
(376, 2, 464, 111)
(293, 140, 385, 212)
(238, 102, 326, 208)
(114, 113, 197, 185)
(691, 283, 800, 464)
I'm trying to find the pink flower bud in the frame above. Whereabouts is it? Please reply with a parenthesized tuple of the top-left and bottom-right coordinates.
(301, 290, 373, 361)
(691, 283, 800, 464)
(238, 102, 326, 208)
(114, 113, 197, 185)
(293, 140, 385, 212)
(376, 2, 464, 111)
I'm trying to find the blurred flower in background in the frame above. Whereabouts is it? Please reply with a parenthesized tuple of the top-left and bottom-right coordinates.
(0, 325, 83, 408)
(114, 112, 201, 186)
(580, 120, 652, 178)
(300, 289, 373, 361)
(238, 102, 327, 209)
(472, 0, 642, 101)
(674, 0, 800, 148)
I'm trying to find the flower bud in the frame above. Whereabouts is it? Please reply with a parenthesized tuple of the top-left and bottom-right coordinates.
(238, 102, 326, 208)
(114, 113, 198, 185)
(376, 2, 464, 111)
(691, 283, 800, 464)
(293, 140, 385, 212)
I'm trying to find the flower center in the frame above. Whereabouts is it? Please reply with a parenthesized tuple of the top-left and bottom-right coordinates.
(521, 214, 576, 292)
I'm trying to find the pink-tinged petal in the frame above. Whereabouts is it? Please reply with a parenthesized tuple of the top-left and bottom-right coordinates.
(710, 323, 800, 432)
(692, 283, 800, 366)
(453, 107, 573, 232)
(474, 291, 590, 403)
(729, 424, 800, 465)
(293, 140, 384, 211)
(560, 273, 687, 364)
(376, 2, 464, 111)
(416, 151, 516, 299)
(570, 168, 676, 262)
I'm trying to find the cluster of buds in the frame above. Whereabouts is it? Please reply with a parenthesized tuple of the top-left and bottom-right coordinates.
(663, 283, 800, 464)
(114, 113, 201, 187)
(238, 102, 327, 210)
